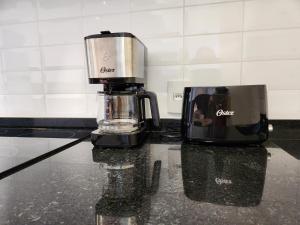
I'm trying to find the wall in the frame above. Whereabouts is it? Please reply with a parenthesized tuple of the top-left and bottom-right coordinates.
(0, 0, 299, 119)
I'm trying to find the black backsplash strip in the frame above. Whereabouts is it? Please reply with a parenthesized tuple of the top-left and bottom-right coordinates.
(0, 118, 299, 130)
(0, 118, 97, 129)
(0, 128, 92, 139)
(269, 120, 300, 129)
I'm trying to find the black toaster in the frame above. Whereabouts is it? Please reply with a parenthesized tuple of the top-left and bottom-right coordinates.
(181, 85, 271, 144)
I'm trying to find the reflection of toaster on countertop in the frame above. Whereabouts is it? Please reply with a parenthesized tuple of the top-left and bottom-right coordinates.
(181, 144, 268, 207)
(181, 85, 273, 144)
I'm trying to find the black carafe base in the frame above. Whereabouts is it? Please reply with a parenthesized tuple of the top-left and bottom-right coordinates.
(91, 127, 147, 148)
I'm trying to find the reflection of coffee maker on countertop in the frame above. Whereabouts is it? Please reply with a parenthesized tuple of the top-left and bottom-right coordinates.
(92, 145, 161, 225)
(181, 144, 268, 207)
(84, 31, 160, 148)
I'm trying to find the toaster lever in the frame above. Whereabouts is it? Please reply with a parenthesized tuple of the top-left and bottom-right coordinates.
(268, 124, 273, 132)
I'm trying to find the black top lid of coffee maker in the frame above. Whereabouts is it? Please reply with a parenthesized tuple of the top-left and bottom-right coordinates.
(84, 30, 137, 40)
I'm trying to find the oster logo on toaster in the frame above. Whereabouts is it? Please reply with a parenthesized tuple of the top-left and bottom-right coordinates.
(215, 177, 233, 185)
(216, 109, 235, 117)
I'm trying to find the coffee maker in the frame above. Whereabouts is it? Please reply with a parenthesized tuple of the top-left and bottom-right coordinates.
(84, 31, 160, 148)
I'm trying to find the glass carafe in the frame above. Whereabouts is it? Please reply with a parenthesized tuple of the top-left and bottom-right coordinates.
(97, 90, 160, 134)
(97, 93, 141, 133)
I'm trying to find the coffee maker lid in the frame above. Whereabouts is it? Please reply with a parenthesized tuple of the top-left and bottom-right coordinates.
(84, 30, 137, 40)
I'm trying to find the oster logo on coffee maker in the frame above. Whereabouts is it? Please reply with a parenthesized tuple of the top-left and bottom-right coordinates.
(100, 67, 115, 73)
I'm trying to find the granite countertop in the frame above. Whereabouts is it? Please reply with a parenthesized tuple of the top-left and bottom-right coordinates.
(0, 128, 299, 225)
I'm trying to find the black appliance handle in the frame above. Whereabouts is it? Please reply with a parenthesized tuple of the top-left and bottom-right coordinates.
(138, 91, 160, 128)
(150, 160, 162, 195)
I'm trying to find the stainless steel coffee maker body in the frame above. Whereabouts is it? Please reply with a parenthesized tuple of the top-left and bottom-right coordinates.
(85, 31, 145, 84)
(84, 31, 160, 148)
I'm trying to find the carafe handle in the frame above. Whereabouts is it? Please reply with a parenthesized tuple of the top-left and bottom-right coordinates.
(138, 91, 160, 128)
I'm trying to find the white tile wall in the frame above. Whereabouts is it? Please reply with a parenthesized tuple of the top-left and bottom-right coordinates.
(3, 71, 44, 94)
(244, 0, 300, 30)
(83, 0, 130, 16)
(45, 94, 87, 117)
(268, 91, 300, 119)
(0, 0, 299, 119)
(184, 63, 241, 86)
(184, 2, 243, 35)
(41, 44, 85, 69)
(131, 8, 183, 38)
(243, 29, 300, 60)
(1, 48, 41, 71)
(147, 66, 183, 93)
(185, 0, 237, 5)
(86, 94, 98, 118)
(130, 0, 183, 11)
(4, 95, 45, 117)
(0, 95, 6, 116)
(83, 14, 130, 36)
(0, 23, 39, 48)
(156, 93, 180, 119)
(242, 60, 300, 90)
(39, 18, 83, 45)
(0, 0, 37, 24)
(143, 37, 183, 66)
(37, 0, 82, 20)
(183, 33, 242, 64)
(45, 69, 86, 94)
(0, 76, 6, 95)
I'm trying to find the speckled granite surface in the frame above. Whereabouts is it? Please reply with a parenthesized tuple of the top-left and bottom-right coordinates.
(0, 129, 299, 225)
(0, 137, 76, 176)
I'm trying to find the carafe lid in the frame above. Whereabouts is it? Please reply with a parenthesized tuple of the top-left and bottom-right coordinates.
(84, 30, 137, 40)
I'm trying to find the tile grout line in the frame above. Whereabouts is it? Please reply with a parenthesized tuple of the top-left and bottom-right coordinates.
(80, 0, 90, 115)
(239, 0, 246, 85)
(182, 0, 185, 83)
(34, 0, 47, 117)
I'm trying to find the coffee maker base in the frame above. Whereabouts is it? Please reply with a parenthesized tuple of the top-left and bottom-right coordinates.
(91, 129, 147, 148)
